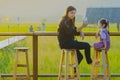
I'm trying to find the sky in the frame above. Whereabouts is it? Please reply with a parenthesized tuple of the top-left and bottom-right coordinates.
(0, 0, 120, 22)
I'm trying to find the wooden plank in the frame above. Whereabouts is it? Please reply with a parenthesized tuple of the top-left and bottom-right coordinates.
(0, 36, 26, 49)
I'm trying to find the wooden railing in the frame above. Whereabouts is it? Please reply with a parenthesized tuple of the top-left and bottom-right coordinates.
(0, 32, 120, 80)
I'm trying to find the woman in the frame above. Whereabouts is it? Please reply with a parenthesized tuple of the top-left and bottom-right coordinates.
(57, 6, 92, 72)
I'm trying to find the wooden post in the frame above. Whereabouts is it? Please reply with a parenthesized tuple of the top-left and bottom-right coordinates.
(33, 35, 38, 80)
(117, 23, 120, 32)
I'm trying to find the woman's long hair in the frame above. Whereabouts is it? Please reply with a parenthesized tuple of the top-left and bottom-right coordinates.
(62, 6, 76, 26)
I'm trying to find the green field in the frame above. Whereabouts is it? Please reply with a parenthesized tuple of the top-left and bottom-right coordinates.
(0, 22, 120, 80)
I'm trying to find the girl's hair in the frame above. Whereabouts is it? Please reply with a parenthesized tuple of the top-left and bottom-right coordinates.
(63, 6, 76, 26)
(99, 18, 109, 28)
(99, 18, 110, 34)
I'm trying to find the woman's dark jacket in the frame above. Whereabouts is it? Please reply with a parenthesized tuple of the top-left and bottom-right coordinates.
(57, 17, 80, 49)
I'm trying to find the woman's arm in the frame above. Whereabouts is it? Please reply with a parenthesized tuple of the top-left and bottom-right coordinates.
(59, 20, 87, 36)
(77, 22, 88, 32)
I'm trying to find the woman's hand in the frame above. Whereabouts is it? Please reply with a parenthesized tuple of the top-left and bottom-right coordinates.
(82, 21, 88, 28)
(80, 31, 84, 40)
(82, 17, 88, 27)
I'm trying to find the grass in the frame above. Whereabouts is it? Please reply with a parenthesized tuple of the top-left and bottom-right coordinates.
(0, 22, 120, 80)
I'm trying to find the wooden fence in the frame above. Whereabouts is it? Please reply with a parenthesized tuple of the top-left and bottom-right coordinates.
(0, 32, 120, 80)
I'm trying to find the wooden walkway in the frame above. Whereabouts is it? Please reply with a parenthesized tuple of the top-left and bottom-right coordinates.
(0, 36, 26, 49)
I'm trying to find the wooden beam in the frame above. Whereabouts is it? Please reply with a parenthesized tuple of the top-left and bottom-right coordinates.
(1, 74, 120, 77)
(0, 32, 33, 36)
(33, 35, 38, 80)
(0, 32, 120, 36)
(34, 32, 120, 36)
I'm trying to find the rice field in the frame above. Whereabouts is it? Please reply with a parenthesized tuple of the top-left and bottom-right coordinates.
(0, 22, 120, 80)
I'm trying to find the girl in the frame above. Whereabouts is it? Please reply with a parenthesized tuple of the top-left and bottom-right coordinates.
(57, 6, 92, 73)
(93, 18, 110, 63)
(94, 18, 110, 50)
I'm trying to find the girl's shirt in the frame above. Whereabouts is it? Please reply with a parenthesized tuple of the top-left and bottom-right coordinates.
(99, 28, 110, 49)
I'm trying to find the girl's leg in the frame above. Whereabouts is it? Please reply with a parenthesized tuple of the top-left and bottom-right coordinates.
(93, 44, 101, 64)
(94, 48, 100, 64)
